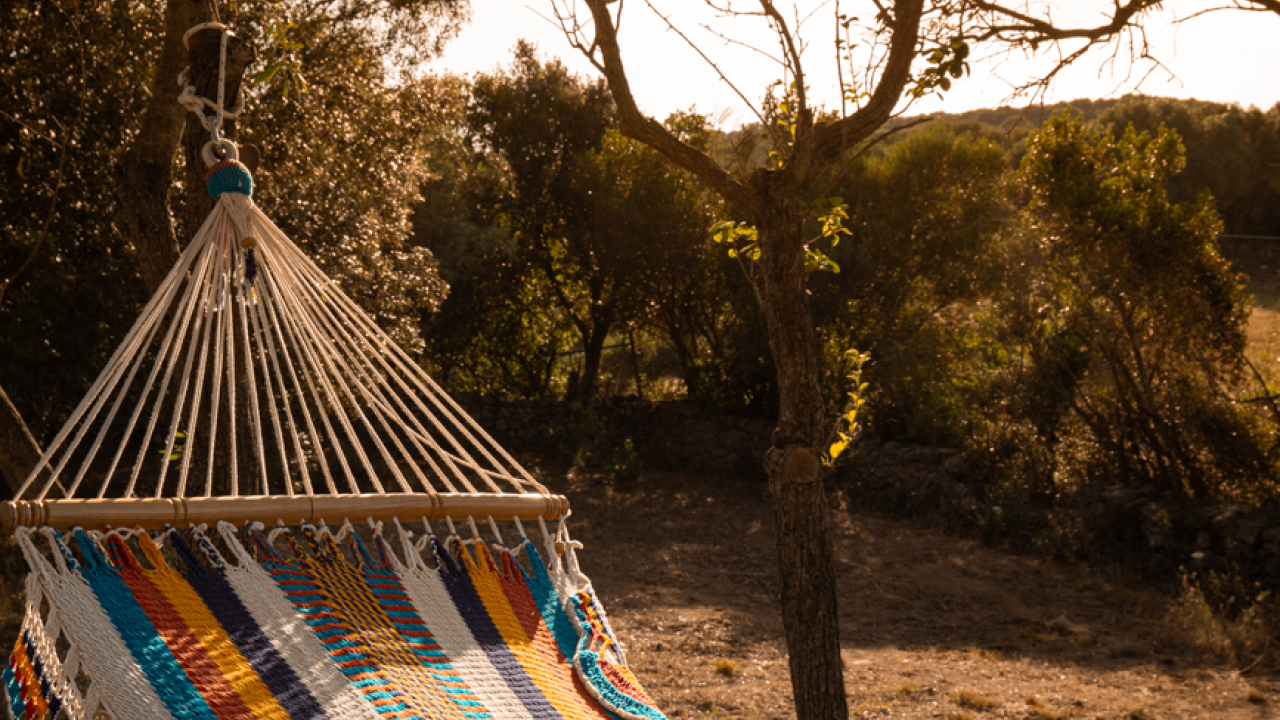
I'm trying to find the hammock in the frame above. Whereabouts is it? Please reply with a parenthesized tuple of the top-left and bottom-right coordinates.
(2, 22, 667, 720)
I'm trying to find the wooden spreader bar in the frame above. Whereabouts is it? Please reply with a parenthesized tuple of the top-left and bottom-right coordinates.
(0, 493, 569, 533)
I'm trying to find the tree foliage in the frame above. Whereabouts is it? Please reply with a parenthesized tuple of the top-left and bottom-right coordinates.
(813, 124, 1011, 442)
(423, 45, 733, 403)
(993, 113, 1268, 499)
(0, 0, 161, 441)
(1098, 96, 1280, 237)
(0, 0, 463, 445)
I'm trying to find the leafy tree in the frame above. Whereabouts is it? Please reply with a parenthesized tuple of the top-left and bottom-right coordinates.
(463, 44, 618, 401)
(1099, 96, 1280, 237)
(813, 124, 1012, 443)
(550, 1, 1280, 714)
(0, 0, 161, 450)
(0, 0, 465, 488)
(998, 113, 1269, 499)
(413, 87, 573, 398)
(456, 45, 736, 403)
(236, 0, 460, 353)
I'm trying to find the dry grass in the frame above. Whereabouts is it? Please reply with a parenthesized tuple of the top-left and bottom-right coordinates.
(953, 690, 999, 711)
(712, 659, 738, 677)
(1026, 695, 1061, 719)
(552, 468, 1280, 719)
(1018, 628, 1053, 644)
(966, 646, 1003, 661)
(1178, 578, 1272, 664)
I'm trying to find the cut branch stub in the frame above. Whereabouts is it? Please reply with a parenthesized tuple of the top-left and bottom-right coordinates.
(785, 446, 822, 485)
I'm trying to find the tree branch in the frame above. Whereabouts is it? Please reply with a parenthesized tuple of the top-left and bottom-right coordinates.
(757, 0, 808, 118)
(640, 0, 767, 126)
(807, 0, 925, 177)
(973, 0, 1162, 42)
(579, 0, 758, 218)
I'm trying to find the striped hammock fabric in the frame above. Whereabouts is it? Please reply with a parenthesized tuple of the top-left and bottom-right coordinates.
(6, 522, 667, 720)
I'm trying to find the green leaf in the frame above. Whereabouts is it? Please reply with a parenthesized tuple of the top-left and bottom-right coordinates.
(253, 63, 281, 85)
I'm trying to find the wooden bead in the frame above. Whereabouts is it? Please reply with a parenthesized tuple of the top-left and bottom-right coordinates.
(554, 540, 566, 554)
(240, 236, 257, 248)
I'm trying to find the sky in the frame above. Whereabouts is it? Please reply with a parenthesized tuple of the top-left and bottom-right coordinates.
(426, 1, 1280, 128)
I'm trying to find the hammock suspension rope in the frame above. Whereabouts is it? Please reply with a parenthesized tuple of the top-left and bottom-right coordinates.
(4, 20, 668, 720)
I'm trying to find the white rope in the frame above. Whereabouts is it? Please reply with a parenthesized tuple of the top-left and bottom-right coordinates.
(122, 212, 225, 498)
(247, 263, 314, 496)
(177, 22, 244, 157)
(19, 214, 207, 499)
(255, 236, 396, 493)
(64, 229, 199, 498)
(236, 271, 270, 493)
(17, 85, 554, 505)
(168, 232, 222, 498)
(386, 519, 537, 720)
(224, 255, 240, 495)
(264, 221, 541, 493)
(256, 255, 351, 494)
(203, 253, 231, 497)
(258, 220, 426, 493)
(260, 247, 441, 490)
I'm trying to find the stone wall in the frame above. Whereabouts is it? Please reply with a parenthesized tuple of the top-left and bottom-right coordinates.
(450, 395, 1280, 588)
(836, 442, 1280, 590)
(450, 394, 774, 476)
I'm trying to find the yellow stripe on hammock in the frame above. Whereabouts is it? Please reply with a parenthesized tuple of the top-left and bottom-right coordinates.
(459, 539, 611, 720)
(136, 533, 292, 720)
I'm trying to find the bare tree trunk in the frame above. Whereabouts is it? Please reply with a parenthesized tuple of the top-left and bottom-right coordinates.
(754, 184, 848, 720)
(628, 328, 645, 399)
(0, 385, 42, 497)
(576, 313, 613, 402)
(115, 0, 219, 294)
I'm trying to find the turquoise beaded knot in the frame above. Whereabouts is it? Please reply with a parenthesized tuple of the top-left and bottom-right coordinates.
(206, 160, 253, 199)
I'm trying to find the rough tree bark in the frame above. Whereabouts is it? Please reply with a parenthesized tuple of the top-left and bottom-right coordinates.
(574, 304, 615, 402)
(574, 1, 926, 716)
(115, 0, 218, 294)
(753, 183, 845, 715)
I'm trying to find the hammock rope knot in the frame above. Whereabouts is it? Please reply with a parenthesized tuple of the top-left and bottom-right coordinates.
(206, 160, 254, 199)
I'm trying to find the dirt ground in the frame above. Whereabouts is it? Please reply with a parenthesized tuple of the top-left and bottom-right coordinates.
(546, 468, 1279, 719)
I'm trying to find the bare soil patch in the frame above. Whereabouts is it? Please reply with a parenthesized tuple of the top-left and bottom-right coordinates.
(547, 468, 1278, 719)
